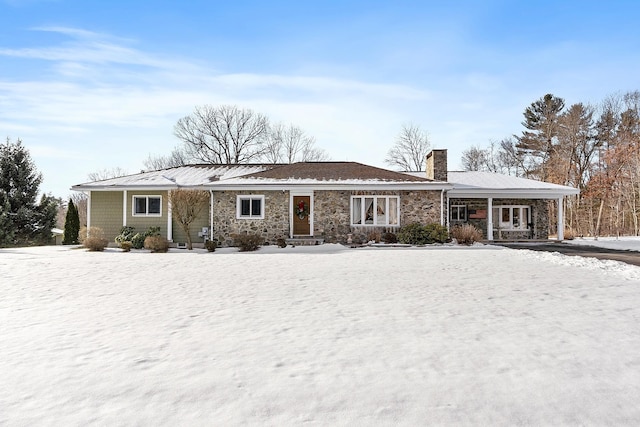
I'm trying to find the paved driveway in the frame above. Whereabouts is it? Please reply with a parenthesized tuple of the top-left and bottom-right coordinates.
(494, 242, 640, 267)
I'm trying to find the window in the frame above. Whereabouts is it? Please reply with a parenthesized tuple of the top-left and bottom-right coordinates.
(133, 196, 162, 216)
(351, 195, 399, 226)
(494, 205, 531, 230)
(451, 205, 467, 221)
(237, 195, 264, 219)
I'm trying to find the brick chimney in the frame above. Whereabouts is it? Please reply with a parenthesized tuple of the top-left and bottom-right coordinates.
(426, 149, 448, 181)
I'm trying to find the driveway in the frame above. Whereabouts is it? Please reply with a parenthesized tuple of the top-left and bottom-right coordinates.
(494, 242, 640, 267)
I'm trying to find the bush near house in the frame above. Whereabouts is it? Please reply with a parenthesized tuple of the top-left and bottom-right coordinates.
(144, 235, 170, 253)
(397, 223, 449, 245)
(81, 226, 108, 251)
(118, 226, 161, 249)
(381, 232, 398, 244)
(233, 233, 263, 252)
(450, 224, 483, 245)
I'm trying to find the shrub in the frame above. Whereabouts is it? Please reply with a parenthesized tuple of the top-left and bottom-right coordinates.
(205, 240, 217, 252)
(115, 226, 136, 245)
(144, 235, 170, 253)
(425, 223, 449, 244)
(81, 226, 108, 251)
(131, 233, 146, 249)
(397, 223, 449, 245)
(233, 233, 263, 252)
(563, 229, 576, 240)
(367, 230, 381, 243)
(276, 238, 287, 248)
(450, 224, 483, 245)
(381, 232, 398, 244)
(120, 241, 133, 252)
(397, 223, 429, 245)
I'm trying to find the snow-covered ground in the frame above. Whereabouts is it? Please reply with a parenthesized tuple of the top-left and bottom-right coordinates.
(565, 235, 640, 252)
(2, 244, 640, 425)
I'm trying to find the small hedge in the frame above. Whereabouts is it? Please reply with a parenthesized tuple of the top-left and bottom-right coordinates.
(233, 233, 263, 252)
(144, 235, 170, 253)
(81, 226, 108, 251)
(450, 224, 483, 245)
(397, 223, 449, 245)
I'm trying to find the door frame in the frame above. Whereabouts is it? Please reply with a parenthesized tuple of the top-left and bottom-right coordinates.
(290, 191, 314, 237)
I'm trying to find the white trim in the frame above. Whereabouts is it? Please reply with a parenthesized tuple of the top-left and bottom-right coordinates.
(557, 197, 564, 240)
(132, 195, 162, 217)
(487, 197, 493, 240)
(290, 191, 314, 237)
(494, 205, 531, 231)
(236, 195, 265, 219)
(209, 190, 214, 240)
(122, 190, 127, 226)
(450, 205, 467, 221)
(167, 195, 173, 241)
(350, 195, 400, 227)
(87, 191, 92, 233)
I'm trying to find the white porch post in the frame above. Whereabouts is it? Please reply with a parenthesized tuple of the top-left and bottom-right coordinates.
(86, 191, 91, 235)
(487, 197, 493, 240)
(557, 197, 564, 240)
(167, 195, 173, 242)
(122, 190, 127, 226)
(209, 190, 214, 239)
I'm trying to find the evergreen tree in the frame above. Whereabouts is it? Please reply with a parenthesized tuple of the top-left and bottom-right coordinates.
(0, 138, 57, 246)
(62, 199, 80, 244)
(515, 94, 565, 180)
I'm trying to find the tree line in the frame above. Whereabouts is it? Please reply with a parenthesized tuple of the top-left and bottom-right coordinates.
(461, 91, 640, 237)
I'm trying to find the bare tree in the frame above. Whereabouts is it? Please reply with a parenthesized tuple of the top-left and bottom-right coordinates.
(144, 146, 190, 171)
(384, 123, 431, 171)
(263, 123, 330, 163)
(461, 145, 487, 171)
(70, 192, 88, 227)
(87, 167, 128, 182)
(169, 189, 210, 250)
(174, 105, 269, 164)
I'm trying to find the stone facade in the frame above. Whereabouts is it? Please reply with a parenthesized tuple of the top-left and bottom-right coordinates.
(314, 189, 443, 244)
(212, 190, 290, 247)
(449, 198, 549, 240)
(209, 189, 444, 246)
(426, 149, 448, 182)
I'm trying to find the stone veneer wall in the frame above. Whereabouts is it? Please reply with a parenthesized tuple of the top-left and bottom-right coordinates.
(314, 190, 443, 244)
(449, 198, 549, 240)
(212, 190, 290, 246)
(210, 189, 444, 246)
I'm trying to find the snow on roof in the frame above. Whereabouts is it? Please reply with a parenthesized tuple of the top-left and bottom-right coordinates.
(72, 164, 271, 189)
(72, 162, 448, 190)
(446, 170, 579, 197)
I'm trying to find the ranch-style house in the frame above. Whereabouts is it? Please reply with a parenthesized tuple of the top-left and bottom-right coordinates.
(72, 149, 579, 247)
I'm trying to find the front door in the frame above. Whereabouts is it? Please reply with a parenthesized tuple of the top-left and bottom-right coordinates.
(292, 195, 311, 235)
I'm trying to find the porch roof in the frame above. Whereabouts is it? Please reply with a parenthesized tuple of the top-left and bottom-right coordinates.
(446, 171, 580, 199)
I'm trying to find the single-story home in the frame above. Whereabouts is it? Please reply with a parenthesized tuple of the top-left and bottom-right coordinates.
(71, 149, 579, 247)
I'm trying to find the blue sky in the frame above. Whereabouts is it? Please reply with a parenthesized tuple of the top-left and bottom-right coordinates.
(2, 0, 640, 198)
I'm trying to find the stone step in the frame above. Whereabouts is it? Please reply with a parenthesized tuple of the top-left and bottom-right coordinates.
(285, 237, 324, 246)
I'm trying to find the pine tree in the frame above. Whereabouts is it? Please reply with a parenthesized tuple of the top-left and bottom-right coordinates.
(515, 94, 565, 180)
(63, 199, 80, 244)
(0, 138, 57, 246)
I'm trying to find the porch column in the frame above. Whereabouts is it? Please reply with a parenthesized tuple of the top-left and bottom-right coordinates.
(557, 197, 564, 240)
(167, 195, 173, 242)
(209, 190, 214, 239)
(86, 192, 92, 234)
(487, 197, 493, 240)
(122, 190, 127, 226)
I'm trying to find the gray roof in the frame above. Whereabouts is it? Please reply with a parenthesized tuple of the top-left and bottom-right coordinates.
(446, 171, 579, 198)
